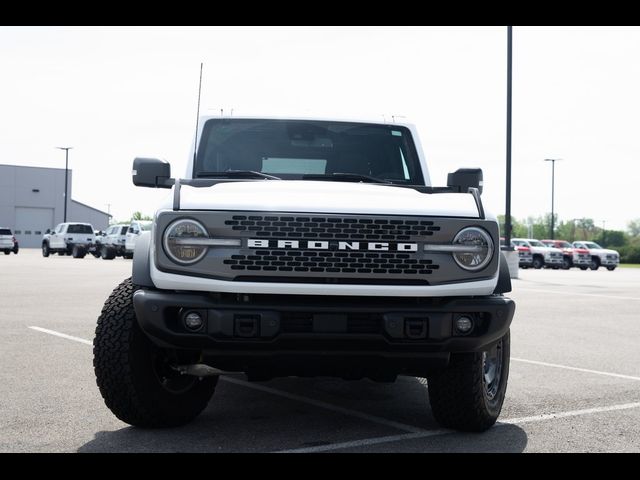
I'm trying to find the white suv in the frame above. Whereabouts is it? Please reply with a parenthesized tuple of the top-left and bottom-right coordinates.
(512, 238, 563, 269)
(0, 228, 19, 255)
(94, 116, 515, 433)
(572, 241, 620, 271)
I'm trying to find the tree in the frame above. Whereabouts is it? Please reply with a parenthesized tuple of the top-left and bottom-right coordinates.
(628, 218, 640, 238)
(601, 230, 625, 248)
(575, 218, 596, 240)
(131, 211, 153, 221)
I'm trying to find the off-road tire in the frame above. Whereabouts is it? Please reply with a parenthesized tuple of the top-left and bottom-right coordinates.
(590, 257, 600, 270)
(123, 252, 134, 260)
(13, 245, 19, 254)
(562, 257, 571, 269)
(579, 266, 588, 270)
(42, 242, 50, 257)
(427, 330, 510, 432)
(72, 245, 86, 258)
(3, 250, 9, 255)
(94, 278, 217, 428)
(607, 266, 616, 271)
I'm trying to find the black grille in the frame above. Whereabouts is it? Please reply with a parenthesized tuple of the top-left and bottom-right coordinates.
(223, 249, 440, 275)
(224, 215, 440, 241)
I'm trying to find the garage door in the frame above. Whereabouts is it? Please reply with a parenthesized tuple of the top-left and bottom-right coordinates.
(14, 207, 54, 248)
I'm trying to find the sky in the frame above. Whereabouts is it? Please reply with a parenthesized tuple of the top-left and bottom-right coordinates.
(1, 26, 638, 231)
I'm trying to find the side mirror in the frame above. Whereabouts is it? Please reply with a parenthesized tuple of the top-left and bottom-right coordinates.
(132, 158, 173, 189)
(447, 168, 483, 195)
(45, 229, 51, 234)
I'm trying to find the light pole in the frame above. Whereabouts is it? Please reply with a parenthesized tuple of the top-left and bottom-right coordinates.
(544, 158, 562, 239)
(601, 220, 606, 245)
(505, 25, 513, 249)
(56, 147, 73, 222)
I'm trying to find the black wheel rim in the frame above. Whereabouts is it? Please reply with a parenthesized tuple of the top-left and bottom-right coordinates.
(482, 339, 503, 400)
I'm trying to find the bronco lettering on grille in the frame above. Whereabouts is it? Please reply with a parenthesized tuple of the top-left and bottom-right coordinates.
(248, 239, 418, 252)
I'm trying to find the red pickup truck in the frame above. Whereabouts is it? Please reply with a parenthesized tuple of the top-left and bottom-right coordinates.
(541, 239, 591, 270)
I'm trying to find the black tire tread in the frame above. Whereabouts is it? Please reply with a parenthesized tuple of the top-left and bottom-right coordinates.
(93, 278, 216, 427)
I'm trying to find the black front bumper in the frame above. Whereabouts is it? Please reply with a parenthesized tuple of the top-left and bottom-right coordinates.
(133, 289, 514, 360)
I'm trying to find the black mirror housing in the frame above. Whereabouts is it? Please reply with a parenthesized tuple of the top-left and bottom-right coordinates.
(132, 158, 173, 189)
(447, 168, 483, 195)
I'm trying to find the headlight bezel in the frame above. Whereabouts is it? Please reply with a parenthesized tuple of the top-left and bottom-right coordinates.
(451, 226, 494, 271)
(162, 218, 210, 265)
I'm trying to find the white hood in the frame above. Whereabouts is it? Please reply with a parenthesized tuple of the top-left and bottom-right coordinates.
(170, 180, 481, 218)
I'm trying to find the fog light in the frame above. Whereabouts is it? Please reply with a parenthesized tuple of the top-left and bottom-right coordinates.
(184, 311, 203, 331)
(455, 316, 474, 334)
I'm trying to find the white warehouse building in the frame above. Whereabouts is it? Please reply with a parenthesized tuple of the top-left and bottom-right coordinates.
(0, 164, 111, 248)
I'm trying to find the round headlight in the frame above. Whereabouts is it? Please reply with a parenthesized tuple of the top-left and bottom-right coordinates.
(452, 227, 493, 271)
(163, 219, 209, 264)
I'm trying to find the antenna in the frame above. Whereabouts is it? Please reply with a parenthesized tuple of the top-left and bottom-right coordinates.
(193, 63, 203, 168)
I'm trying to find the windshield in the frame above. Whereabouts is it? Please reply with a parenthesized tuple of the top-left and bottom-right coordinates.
(67, 224, 93, 234)
(558, 241, 572, 248)
(584, 242, 602, 249)
(529, 240, 545, 247)
(119, 226, 129, 235)
(194, 119, 424, 184)
(0, 228, 11, 235)
(139, 221, 152, 231)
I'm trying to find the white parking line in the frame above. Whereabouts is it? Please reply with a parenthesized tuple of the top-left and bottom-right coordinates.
(222, 377, 426, 433)
(515, 287, 640, 302)
(28, 326, 93, 346)
(276, 431, 447, 453)
(512, 357, 640, 382)
(278, 402, 640, 453)
(501, 402, 640, 425)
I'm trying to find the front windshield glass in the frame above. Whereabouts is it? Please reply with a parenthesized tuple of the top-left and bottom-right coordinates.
(194, 119, 425, 184)
(139, 221, 152, 232)
(529, 240, 545, 247)
(558, 241, 572, 248)
(584, 242, 602, 249)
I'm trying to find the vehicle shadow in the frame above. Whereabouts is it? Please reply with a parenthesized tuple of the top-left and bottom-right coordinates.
(78, 376, 528, 453)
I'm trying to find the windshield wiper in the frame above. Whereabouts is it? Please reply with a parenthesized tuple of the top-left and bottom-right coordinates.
(197, 170, 282, 180)
(301, 173, 392, 184)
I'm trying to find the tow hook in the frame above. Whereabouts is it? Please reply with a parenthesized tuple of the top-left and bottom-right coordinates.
(172, 364, 240, 377)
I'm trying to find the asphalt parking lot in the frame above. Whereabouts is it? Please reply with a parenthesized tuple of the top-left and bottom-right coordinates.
(1, 249, 639, 453)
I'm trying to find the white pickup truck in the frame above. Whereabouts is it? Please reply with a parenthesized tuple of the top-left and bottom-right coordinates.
(42, 222, 95, 258)
(96, 224, 132, 260)
(93, 116, 515, 433)
(572, 241, 620, 271)
(124, 220, 152, 258)
(511, 238, 563, 269)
